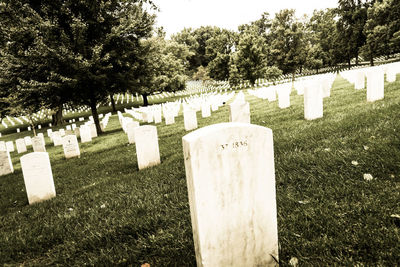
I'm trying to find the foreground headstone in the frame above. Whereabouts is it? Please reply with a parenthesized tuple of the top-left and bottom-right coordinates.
(32, 136, 46, 152)
(16, 138, 27, 154)
(134, 125, 160, 170)
(62, 135, 80, 159)
(184, 109, 198, 131)
(0, 141, 6, 151)
(367, 68, 384, 102)
(355, 72, 365, 90)
(304, 83, 323, 120)
(0, 150, 14, 176)
(20, 152, 56, 205)
(182, 123, 279, 266)
(229, 101, 250, 123)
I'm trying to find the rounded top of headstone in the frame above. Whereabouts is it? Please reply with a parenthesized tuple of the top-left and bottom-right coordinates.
(20, 152, 49, 161)
(182, 123, 271, 143)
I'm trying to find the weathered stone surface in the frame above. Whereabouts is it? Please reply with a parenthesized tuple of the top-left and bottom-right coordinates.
(134, 125, 161, 170)
(20, 152, 56, 205)
(62, 135, 80, 159)
(0, 150, 14, 176)
(182, 122, 279, 266)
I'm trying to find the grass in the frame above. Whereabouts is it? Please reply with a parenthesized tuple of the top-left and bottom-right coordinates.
(0, 74, 399, 266)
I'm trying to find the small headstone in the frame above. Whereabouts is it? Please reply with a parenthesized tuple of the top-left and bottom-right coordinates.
(72, 124, 77, 130)
(0, 141, 6, 151)
(0, 150, 14, 176)
(229, 101, 250, 124)
(277, 87, 290, 109)
(28, 126, 31, 131)
(32, 136, 46, 152)
(183, 109, 198, 131)
(17, 128, 20, 133)
(134, 125, 161, 170)
(24, 136, 32, 146)
(38, 125, 41, 129)
(66, 125, 72, 131)
(126, 121, 140, 144)
(304, 83, 323, 120)
(182, 123, 279, 266)
(355, 72, 365, 90)
(6, 141, 14, 152)
(367, 68, 384, 102)
(201, 103, 211, 118)
(80, 125, 92, 143)
(47, 129, 53, 137)
(165, 114, 175, 125)
(16, 138, 27, 154)
(62, 135, 80, 159)
(20, 152, 56, 205)
(52, 131, 63, 146)
(89, 124, 98, 138)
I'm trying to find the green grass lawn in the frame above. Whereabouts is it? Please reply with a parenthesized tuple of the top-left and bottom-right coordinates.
(0, 75, 399, 266)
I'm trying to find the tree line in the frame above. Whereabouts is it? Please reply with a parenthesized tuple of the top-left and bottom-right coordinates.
(0, 0, 399, 134)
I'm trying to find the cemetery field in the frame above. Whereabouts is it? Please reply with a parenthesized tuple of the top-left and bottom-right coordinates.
(1, 75, 400, 266)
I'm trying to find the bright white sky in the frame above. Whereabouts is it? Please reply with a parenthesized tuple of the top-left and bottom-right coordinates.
(152, 0, 339, 37)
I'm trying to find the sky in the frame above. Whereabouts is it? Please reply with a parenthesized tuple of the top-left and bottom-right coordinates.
(152, 0, 339, 37)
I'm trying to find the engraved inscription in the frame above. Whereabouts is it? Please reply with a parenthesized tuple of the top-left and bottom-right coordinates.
(220, 140, 248, 151)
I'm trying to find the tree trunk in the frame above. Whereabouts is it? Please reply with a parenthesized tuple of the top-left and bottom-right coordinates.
(110, 94, 116, 112)
(52, 103, 64, 126)
(89, 96, 102, 134)
(348, 57, 351, 70)
(142, 93, 149, 107)
(355, 51, 359, 66)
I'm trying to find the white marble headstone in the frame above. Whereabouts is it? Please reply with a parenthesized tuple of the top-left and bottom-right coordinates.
(89, 124, 98, 138)
(134, 125, 161, 170)
(80, 125, 92, 143)
(20, 152, 56, 205)
(182, 123, 279, 266)
(52, 131, 63, 146)
(24, 136, 32, 146)
(0, 150, 14, 176)
(304, 83, 323, 120)
(367, 68, 384, 102)
(16, 138, 27, 154)
(229, 101, 250, 124)
(6, 141, 14, 152)
(201, 104, 211, 118)
(0, 141, 6, 151)
(165, 114, 175, 125)
(126, 121, 140, 144)
(184, 109, 198, 131)
(32, 136, 46, 152)
(62, 135, 80, 159)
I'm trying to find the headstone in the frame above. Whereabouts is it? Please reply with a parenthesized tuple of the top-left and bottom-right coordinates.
(183, 109, 198, 131)
(80, 125, 92, 143)
(89, 124, 97, 138)
(134, 125, 161, 170)
(277, 87, 290, 109)
(0, 150, 14, 176)
(52, 131, 63, 146)
(0, 141, 6, 151)
(62, 135, 80, 159)
(16, 138, 27, 154)
(126, 121, 140, 144)
(367, 68, 384, 102)
(28, 126, 31, 131)
(37, 133, 45, 146)
(72, 123, 77, 130)
(47, 129, 53, 137)
(182, 123, 279, 266)
(59, 129, 66, 136)
(154, 110, 162, 124)
(304, 83, 323, 120)
(201, 103, 211, 118)
(32, 136, 46, 152)
(74, 127, 80, 138)
(17, 128, 20, 133)
(24, 136, 32, 146)
(355, 72, 365, 90)
(165, 114, 175, 125)
(38, 125, 41, 129)
(20, 152, 56, 205)
(6, 141, 14, 152)
(229, 101, 250, 124)
(66, 125, 72, 131)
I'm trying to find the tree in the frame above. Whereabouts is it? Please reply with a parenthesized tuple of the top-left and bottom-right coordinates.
(131, 37, 188, 106)
(0, 0, 155, 134)
(269, 9, 306, 80)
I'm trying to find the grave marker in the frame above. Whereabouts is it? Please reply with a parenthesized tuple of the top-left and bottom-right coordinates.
(80, 125, 92, 143)
(229, 101, 250, 124)
(182, 123, 279, 266)
(6, 141, 14, 152)
(0, 150, 14, 176)
(32, 136, 46, 152)
(184, 109, 198, 131)
(126, 121, 140, 144)
(134, 125, 161, 170)
(16, 138, 27, 154)
(20, 152, 56, 205)
(62, 135, 80, 159)
(304, 83, 323, 120)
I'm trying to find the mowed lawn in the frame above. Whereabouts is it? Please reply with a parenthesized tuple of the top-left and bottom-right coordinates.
(0, 74, 399, 266)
